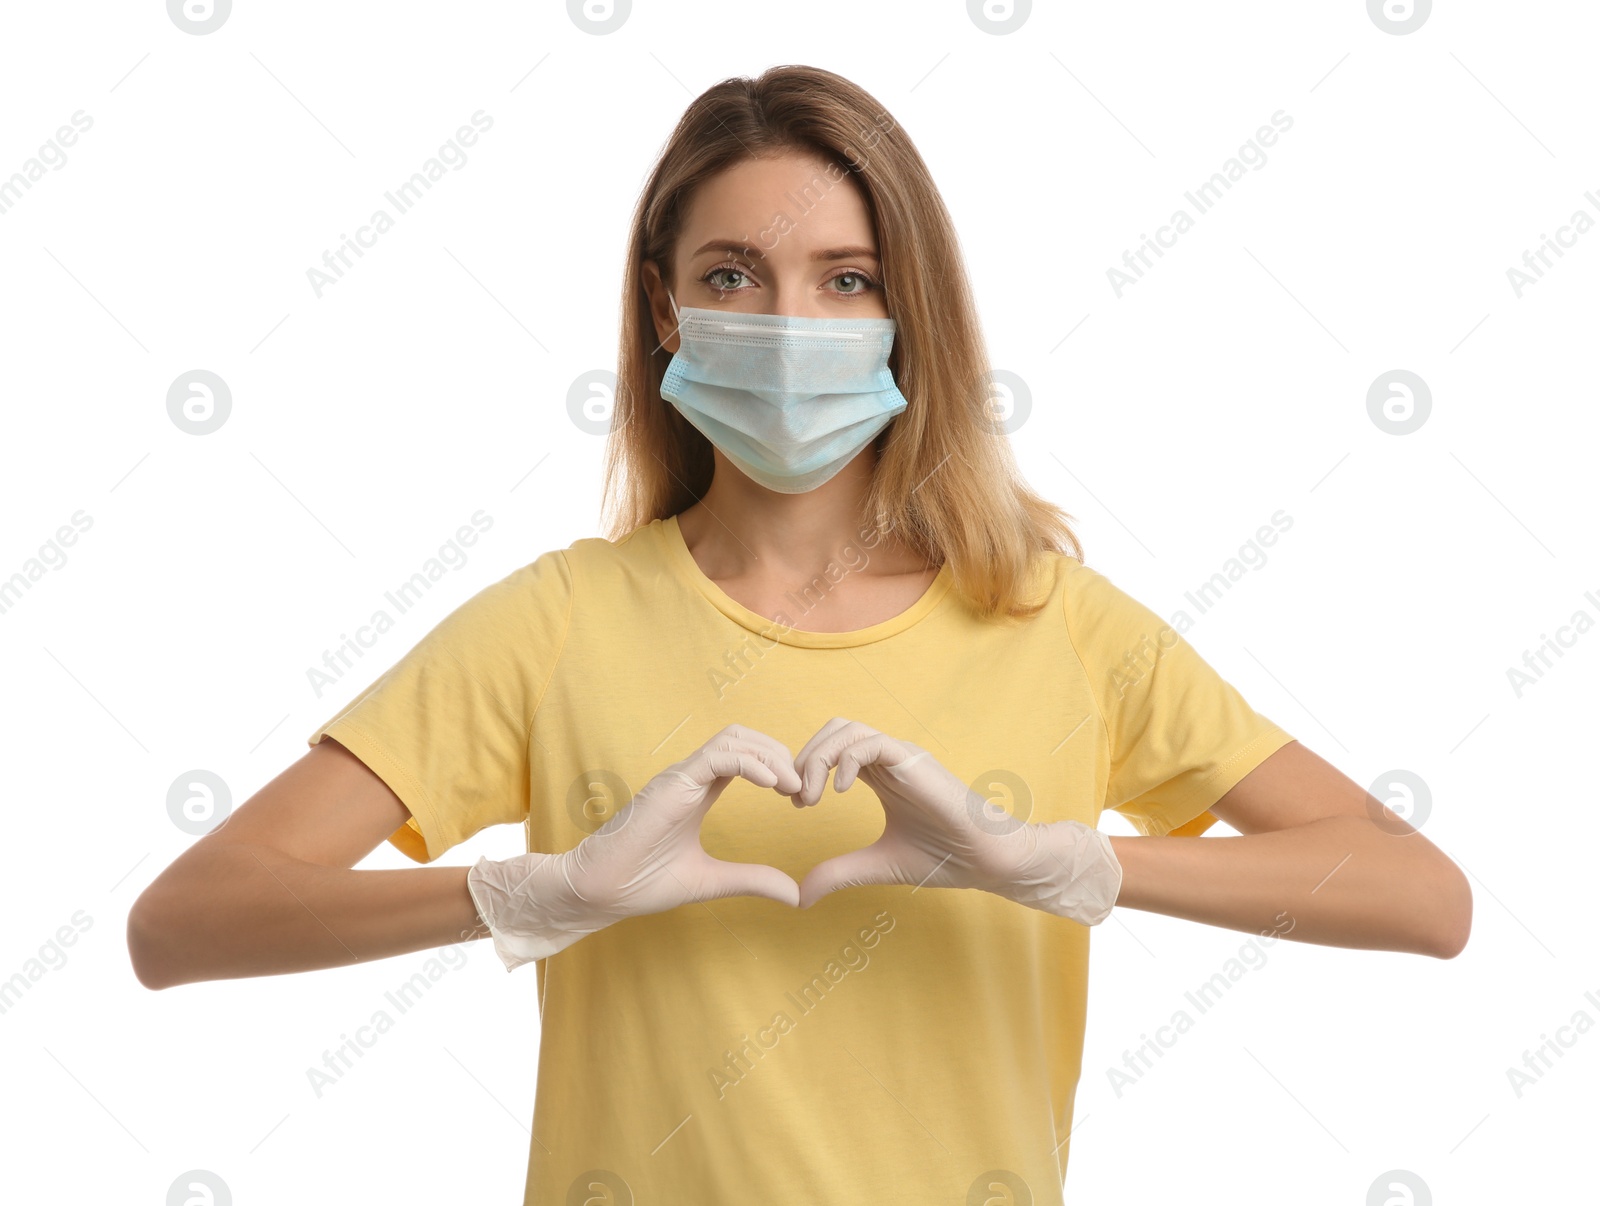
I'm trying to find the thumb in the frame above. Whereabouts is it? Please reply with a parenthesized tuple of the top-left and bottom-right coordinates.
(703, 858, 801, 908)
(798, 844, 898, 909)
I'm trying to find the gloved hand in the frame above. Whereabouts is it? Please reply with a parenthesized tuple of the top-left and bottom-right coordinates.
(466, 725, 803, 971)
(789, 718, 1123, 924)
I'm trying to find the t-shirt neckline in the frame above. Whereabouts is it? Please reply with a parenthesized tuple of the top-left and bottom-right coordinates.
(659, 513, 953, 649)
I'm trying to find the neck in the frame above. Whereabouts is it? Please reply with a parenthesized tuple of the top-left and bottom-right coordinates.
(676, 446, 925, 580)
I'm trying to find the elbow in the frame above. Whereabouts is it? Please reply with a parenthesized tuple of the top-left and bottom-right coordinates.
(1424, 860, 1473, 960)
(126, 892, 180, 991)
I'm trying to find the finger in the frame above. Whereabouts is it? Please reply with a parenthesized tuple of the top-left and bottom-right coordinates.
(831, 731, 922, 793)
(596, 746, 788, 849)
(790, 715, 856, 771)
(873, 742, 933, 781)
(706, 724, 802, 796)
(660, 749, 784, 823)
(703, 857, 801, 908)
(697, 747, 781, 793)
(797, 844, 898, 908)
(791, 717, 878, 807)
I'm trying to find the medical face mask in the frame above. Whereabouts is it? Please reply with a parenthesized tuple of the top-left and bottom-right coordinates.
(659, 291, 909, 494)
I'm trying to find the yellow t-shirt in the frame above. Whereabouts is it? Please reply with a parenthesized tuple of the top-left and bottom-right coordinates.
(307, 513, 1294, 1205)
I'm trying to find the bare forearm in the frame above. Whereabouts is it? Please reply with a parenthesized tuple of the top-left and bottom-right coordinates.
(1107, 816, 1472, 958)
(129, 841, 490, 989)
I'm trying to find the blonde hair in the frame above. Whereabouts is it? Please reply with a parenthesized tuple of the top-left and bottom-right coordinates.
(600, 63, 1082, 621)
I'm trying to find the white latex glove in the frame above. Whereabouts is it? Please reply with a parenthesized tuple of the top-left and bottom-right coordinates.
(789, 718, 1123, 924)
(466, 725, 802, 972)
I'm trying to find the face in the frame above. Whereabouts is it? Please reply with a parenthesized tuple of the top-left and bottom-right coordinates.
(644, 149, 887, 354)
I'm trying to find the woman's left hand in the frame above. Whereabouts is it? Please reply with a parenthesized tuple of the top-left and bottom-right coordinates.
(788, 718, 1123, 924)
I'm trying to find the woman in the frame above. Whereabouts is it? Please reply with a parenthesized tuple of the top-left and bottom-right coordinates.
(128, 64, 1473, 1205)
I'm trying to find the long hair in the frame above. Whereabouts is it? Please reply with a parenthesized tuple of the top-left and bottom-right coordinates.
(600, 63, 1082, 621)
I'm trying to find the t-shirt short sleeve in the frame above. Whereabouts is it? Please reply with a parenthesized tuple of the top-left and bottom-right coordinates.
(1062, 560, 1295, 838)
(305, 549, 574, 864)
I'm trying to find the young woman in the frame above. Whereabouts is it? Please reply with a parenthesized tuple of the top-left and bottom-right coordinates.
(128, 64, 1472, 1205)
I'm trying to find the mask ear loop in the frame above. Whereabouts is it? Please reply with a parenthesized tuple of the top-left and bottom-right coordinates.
(651, 287, 684, 359)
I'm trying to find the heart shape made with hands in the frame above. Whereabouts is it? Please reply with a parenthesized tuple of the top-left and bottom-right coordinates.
(470, 717, 1122, 974)
(688, 718, 1121, 921)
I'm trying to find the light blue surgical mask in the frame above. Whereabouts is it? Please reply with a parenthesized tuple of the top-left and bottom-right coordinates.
(659, 291, 909, 494)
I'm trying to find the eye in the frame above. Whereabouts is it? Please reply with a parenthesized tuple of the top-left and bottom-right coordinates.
(701, 264, 754, 292)
(826, 270, 878, 296)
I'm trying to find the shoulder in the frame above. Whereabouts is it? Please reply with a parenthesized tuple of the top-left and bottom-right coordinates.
(1056, 553, 1158, 619)
(486, 546, 574, 614)
(499, 516, 661, 592)
(464, 519, 674, 635)
(1054, 554, 1181, 665)
(409, 548, 575, 662)
(1049, 551, 1125, 628)
(555, 517, 672, 591)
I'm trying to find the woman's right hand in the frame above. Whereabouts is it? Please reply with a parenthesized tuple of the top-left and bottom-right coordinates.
(466, 724, 802, 971)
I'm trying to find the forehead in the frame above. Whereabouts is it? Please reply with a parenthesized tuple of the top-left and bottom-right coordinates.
(678, 151, 875, 258)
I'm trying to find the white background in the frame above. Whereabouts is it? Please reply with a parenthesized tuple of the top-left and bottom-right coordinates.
(1, 1, 1594, 1202)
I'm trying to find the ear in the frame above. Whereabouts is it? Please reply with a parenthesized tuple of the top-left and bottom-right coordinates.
(641, 259, 681, 355)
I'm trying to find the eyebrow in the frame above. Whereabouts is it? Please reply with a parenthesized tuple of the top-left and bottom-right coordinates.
(690, 239, 880, 263)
